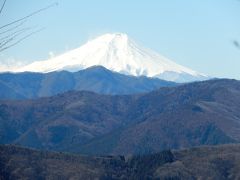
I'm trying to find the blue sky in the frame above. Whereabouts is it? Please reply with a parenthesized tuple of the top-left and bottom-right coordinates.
(0, 0, 240, 79)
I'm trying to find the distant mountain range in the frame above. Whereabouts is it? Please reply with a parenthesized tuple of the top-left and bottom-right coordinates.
(2, 33, 208, 82)
(0, 66, 176, 100)
(1, 144, 240, 179)
(0, 79, 239, 154)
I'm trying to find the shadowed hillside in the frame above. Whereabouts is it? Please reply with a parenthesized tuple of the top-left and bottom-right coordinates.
(0, 66, 176, 99)
(1, 144, 240, 179)
(0, 79, 239, 155)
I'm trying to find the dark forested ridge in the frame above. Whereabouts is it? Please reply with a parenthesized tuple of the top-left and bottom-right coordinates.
(0, 66, 176, 99)
(1, 144, 240, 179)
(0, 79, 240, 155)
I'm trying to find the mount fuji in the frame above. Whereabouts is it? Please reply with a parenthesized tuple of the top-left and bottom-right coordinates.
(15, 33, 207, 82)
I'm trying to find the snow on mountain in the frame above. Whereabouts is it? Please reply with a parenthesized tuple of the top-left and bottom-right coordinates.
(14, 33, 207, 82)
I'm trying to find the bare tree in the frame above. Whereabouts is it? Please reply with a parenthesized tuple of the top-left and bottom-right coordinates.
(0, 0, 58, 52)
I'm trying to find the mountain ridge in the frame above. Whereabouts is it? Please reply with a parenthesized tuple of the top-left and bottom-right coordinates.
(6, 33, 207, 82)
(0, 78, 239, 154)
(0, 65, 176, 100)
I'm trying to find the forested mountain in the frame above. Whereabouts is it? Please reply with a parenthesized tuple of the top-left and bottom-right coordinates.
(0, 66, 176, 100)
(1, 144, 240, 179)
(0, 79, 239, 155)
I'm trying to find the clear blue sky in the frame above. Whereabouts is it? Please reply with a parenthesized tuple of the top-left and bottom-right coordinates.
(0, 0, 240, 79)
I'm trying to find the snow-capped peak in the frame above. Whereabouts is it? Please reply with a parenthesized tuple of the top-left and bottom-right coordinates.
(14, 33, 207, 82)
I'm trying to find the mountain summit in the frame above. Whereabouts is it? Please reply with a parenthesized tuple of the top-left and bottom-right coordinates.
(16, 33, 207, 82)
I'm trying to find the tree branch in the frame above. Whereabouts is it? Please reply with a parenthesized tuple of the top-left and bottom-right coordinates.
(0, 27, 32, 42)
(0, 27, 44, 52)
(0, 0, 7, 15)
(0, 2, 58, 30)
(0, 20, 27, 35)
(0, 2, 58, 52)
